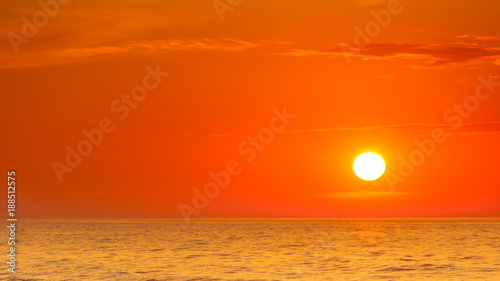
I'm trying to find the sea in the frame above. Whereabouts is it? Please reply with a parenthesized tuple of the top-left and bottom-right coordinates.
(2, 219, 499, 280)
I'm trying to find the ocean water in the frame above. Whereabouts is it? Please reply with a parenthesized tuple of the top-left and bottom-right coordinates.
(3, 219, 500, 280)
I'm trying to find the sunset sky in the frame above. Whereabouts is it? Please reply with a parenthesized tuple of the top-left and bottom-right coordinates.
(1, 0, 500, 218)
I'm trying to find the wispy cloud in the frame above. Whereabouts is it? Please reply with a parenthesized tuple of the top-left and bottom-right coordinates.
(327, 191, 413, 199)
(204, 122, 500, 138)
(279, 122, 500, 136)
(0, 38, 262, 69)
(283, 39, 500, 68)
(58, 38, 260, 57)
(455, 34, 500, 41)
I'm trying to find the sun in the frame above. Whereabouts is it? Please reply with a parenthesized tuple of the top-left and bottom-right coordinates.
(353, 152, 385, 181)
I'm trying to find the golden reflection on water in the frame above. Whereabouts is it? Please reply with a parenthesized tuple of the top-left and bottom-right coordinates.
(4, 219, 499, 280)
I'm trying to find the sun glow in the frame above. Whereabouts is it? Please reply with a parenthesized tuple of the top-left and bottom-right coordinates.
(353, 152, 385, 181)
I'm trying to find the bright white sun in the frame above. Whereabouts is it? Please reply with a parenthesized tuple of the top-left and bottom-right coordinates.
(353, 152, 385, 181)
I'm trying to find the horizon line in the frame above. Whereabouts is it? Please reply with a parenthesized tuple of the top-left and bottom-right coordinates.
(10, 216, 500, 221)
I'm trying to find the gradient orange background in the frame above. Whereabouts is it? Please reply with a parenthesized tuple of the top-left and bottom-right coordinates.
(1, 0, 500, 218)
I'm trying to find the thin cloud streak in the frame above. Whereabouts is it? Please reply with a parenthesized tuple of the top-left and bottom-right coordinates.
(58, 38, 261, 57)
(455, 34, 500, 41)
(283, 40, 500, 68)
(326, 191, 414, 199)
(278, 122, 500, 136)
(204, 122, 500, 138)
(0, 38, 263, 69)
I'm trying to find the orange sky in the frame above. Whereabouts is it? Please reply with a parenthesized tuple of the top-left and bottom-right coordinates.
(1, 0, 500, 218)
